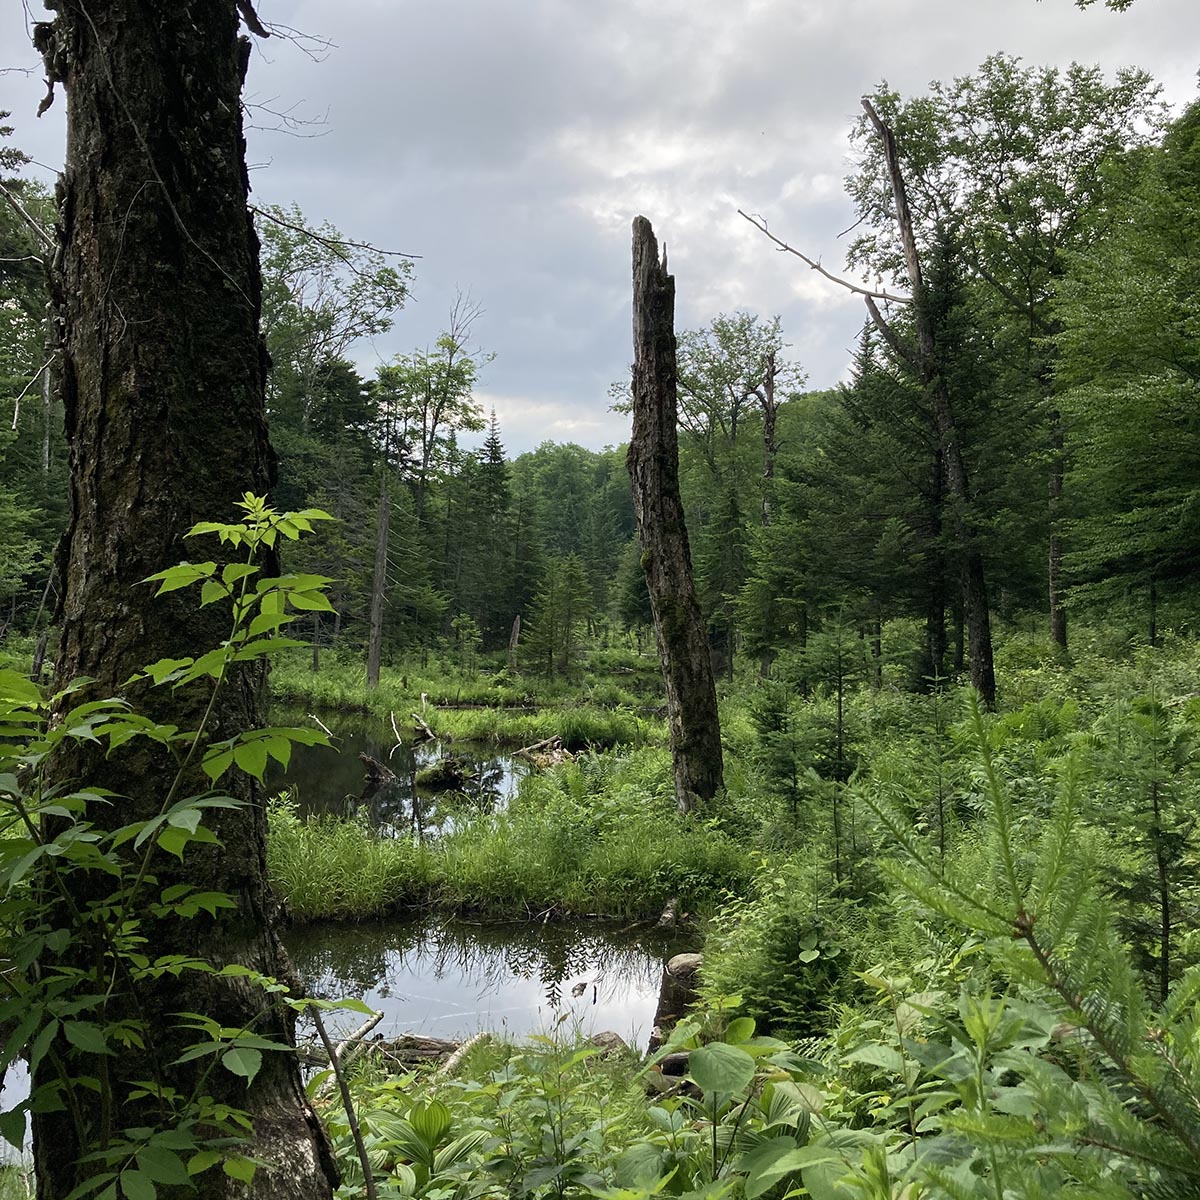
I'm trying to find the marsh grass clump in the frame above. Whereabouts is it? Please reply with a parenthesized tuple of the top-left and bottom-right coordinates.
(268, 748, 749, 921)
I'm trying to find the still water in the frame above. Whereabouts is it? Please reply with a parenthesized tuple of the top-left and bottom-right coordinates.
(285, 915, 687, 1048)
(270, 707, 526, 838)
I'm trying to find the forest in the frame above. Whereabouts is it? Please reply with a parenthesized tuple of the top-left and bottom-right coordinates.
(2, 2, 1200, 1199)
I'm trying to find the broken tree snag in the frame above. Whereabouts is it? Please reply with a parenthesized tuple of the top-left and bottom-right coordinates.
(860, 98, 996, 709)
(627, 216, 724, 815)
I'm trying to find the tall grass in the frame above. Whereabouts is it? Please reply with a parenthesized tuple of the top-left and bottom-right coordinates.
(268, 749, 751, 921)
(271, 653, 662, 747)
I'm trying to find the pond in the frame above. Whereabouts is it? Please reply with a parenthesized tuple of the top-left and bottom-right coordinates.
(269, 706, 526, 838)
(284, 915, 688, 1049)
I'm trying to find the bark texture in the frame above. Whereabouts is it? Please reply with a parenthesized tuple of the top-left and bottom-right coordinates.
(37, 2, 336, 1196)
(627, 217, 724, 814)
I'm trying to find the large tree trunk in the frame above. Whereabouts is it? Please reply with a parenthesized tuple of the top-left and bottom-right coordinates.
(37, 3, 336, 1196)
(627, 217, 723, 815)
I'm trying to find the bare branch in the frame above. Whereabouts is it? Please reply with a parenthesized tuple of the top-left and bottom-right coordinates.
(9, 357, 52, 431)
(235, 0, 270, 39)
(863, 296, 918, 370)
(0, 178, 52, 249)
(249, 203, 421, 264)
(737, 209, 911, 305)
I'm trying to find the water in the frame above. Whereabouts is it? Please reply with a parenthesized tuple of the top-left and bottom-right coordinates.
(269, 707, 526, 838)
(285, 915, 687, 1050)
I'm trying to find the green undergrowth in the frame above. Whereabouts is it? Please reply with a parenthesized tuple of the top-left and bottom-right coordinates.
(272, 654, 663, 748)
(268, 747, 750, 920)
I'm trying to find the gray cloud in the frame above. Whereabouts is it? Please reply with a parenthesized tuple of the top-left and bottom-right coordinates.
(2, 0, 1197, 453)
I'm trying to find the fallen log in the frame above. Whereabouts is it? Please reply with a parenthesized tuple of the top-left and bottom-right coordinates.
(516, 735, 561, 758)
(411, 711, 438, 742)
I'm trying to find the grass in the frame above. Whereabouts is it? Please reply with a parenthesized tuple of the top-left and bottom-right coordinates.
(272, 653, 664, 748)
(268, 747, 751, 921)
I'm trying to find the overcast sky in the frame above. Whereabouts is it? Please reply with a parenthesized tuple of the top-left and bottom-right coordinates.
(3, 0, 1198, 453)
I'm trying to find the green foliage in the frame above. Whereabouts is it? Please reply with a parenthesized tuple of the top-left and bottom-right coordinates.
(269, 748, 751, 921)
(701, 860, 850, 1039)
(0, 497, 353, 1196)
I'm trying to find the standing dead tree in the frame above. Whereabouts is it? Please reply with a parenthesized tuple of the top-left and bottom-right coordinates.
(627, 216, 724, 814)
(738, 97, 996, 709)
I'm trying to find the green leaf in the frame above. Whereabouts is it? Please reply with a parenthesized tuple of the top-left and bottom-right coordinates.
(232, 740, 269, 781)
(286, 590, 334, 613)
(222, 563, 258, 586)
(725, 1016, 756, 1043)
(744, 1142, 841, 1200)
(688, 1041, 756, 1097)
(199, 579, 228, 607)
(222, 1157, 257, 1185)
(0, 671, 41, 705)
(221, 1046, 262, 1084)
(143, 562, 215, 594)
(186, 1151, 221, 1176)
(118, 1170, 155, 1200)
(136, 1147, 192, 1187)
(64, 1021, 111, 1056)
(200, 748, 234, 783)
(0, 1106, 26, 1150)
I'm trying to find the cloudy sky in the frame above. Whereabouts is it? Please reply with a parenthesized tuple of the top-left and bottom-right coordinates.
(3, 0, 1198, 452)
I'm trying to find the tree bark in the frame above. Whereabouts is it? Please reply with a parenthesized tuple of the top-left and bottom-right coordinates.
(627, 217, 723, 814)
(38, 2, 336, 1196)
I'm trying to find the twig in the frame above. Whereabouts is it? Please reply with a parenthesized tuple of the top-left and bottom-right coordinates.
(388, 710, 404, 761)
(737, 208, 911, 305)
(310, 1006, 378, 1200)
(334, 1009, 384, 1073)
(9, 358, 51, 430)
(249, 203, 421, 263)
(0, 179, 52, 249)
(307, 712, 335, 740)
(411, 711, 438, 742)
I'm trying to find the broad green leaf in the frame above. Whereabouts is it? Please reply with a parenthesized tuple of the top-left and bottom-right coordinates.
(0, 671, 41, 705)
(222, 563, 258, 585)
(744, 1142, 841, 1200)
(688, 1041, 756, 1097)
(186, 1150, 221, 1176)
(199, 579, 228, 607)
(222, 1157, 257, 1185)
(232, 740, 268, 780)
(221, 1046, 262, 1083)
(136, 1147, 192, 1187)
(64, 1021, 110, 1056)
(725, 1016, 756, 1043)
(0, 1106, 25, 1150)
(118, 1169, 155, 1200)
(286, 590, 334, 613)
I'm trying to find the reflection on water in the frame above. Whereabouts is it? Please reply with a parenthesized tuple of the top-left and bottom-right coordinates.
(285, 916, 688, 1048)
(268, 707, 525, 838)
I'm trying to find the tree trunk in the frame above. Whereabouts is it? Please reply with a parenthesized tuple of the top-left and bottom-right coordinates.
(38, 2, 337, 1197)
(627, 217, 723, 814)
(1048, 417, 1068, 650)
(367, 472, 390, 688)
(760, 352, 779, 527)
(863, 98, 996, 709)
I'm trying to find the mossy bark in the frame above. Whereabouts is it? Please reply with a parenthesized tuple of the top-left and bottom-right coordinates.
(627, 217, 723, 814)
(36, 3, 336, 1196)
